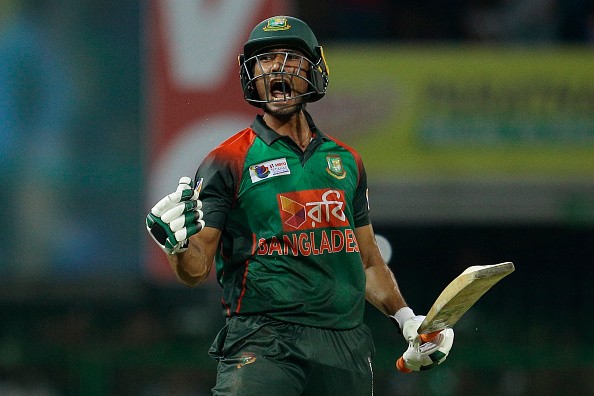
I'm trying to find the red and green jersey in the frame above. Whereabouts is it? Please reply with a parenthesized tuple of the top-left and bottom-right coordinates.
(195, 112, 370, 330)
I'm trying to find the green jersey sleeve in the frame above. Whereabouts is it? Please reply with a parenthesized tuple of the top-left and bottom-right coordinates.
(194, 128, 257, 230)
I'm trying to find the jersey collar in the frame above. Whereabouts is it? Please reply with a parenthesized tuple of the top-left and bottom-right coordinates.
(251, 111, 330, 146)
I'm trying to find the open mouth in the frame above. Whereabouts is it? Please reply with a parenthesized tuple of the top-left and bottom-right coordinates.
(270, 79, 292, 100)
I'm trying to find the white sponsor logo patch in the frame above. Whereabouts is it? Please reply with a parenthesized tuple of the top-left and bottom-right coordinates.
(249, 158, 291, 183)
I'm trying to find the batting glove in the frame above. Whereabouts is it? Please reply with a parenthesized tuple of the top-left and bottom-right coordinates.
(146, 177, 205, 255)
(397, 328, 454, 372)
(391, 307, 424, 343)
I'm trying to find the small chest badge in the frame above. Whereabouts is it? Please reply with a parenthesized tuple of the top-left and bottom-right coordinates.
(326, 155, 346, 179)
(249, 157, 291, 183)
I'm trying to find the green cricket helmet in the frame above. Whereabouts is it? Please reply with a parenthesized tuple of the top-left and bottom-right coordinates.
(239, 16, 329, 107)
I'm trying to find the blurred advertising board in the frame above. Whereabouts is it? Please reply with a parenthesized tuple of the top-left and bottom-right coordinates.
(308, 45, 594, 225)
(312, 45, 594, 178)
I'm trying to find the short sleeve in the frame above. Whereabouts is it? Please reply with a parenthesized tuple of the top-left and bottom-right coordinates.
(352, 160, 370, 228)
(194, 151, 235, 230)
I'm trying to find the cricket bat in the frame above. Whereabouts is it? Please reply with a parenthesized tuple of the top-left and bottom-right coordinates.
(396, 261, 515, 372)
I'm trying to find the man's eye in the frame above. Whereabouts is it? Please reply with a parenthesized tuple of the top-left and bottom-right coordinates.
(287, 54, 301, 61)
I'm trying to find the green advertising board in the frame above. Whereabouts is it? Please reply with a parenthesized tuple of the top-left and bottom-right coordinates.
(311, 45, 594, 180)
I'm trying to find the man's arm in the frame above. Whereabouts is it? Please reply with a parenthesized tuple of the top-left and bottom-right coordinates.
(356, 224, 455, 371)
(167, 226, 222, 287)
(355, 224, 409, 316)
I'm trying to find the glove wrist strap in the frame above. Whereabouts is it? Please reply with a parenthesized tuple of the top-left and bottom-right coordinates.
(168, 239, 189, 255)
(390, 307, 415, 333)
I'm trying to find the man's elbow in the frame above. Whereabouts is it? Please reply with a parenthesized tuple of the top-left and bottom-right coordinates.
(178, 266, 211, 287)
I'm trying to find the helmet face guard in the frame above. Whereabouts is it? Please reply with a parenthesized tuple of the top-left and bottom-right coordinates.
(239, 16, 329, 108)
(239, 49, 328, 106)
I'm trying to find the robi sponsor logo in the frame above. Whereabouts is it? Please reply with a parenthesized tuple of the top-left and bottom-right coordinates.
(277, 189, 349, 231)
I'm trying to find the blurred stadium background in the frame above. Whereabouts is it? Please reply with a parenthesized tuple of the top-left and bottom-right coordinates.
(1, 0, 593, 394)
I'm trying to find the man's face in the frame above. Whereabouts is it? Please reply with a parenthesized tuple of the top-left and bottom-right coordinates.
(252, 48, 311, 116)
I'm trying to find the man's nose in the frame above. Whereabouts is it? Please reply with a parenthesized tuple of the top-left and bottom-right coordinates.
(270, 55, 285, 71)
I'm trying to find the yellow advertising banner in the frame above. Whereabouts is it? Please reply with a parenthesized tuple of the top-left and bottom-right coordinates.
(310, 45, 594, 180)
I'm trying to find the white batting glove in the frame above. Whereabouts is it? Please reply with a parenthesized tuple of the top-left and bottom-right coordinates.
(398, 328, 454, 372)
(402, 315, 426, 343)
(391, 307, 424, 342)
(146, 177, 205, 255)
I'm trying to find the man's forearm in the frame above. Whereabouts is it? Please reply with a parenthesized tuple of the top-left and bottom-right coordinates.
(355, 224, 410, 317)
(167, 245, 211, 286)
(365, 263, 409, 317)
(166, 229, 220, 286)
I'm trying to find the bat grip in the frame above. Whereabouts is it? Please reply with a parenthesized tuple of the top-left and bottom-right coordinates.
(419, 330, 441, 343)
(395, 330, 442, 373)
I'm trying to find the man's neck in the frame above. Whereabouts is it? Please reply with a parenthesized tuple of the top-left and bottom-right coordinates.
(263, 111, 311, 151)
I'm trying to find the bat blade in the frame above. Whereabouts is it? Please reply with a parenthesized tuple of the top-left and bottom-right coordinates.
(396, 262, 514, 373)
(418, 262, 515, 334)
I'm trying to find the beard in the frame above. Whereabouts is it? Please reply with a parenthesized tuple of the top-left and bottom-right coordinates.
(263, 97, 306, 117)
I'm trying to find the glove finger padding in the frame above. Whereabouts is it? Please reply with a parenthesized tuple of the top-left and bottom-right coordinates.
(398, 328, 454, 373)
(146, 177, 204, 255)
(174, 219, 204, 243)
(169, 210, 203, 233)
(177, 176, 202, 200)
(151, 176, 198, 216)
(161, 200, 200, 223)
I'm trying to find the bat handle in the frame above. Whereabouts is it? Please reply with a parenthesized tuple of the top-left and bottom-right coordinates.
(395, 330, 442, 373)
(419, 330, 441, 343)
